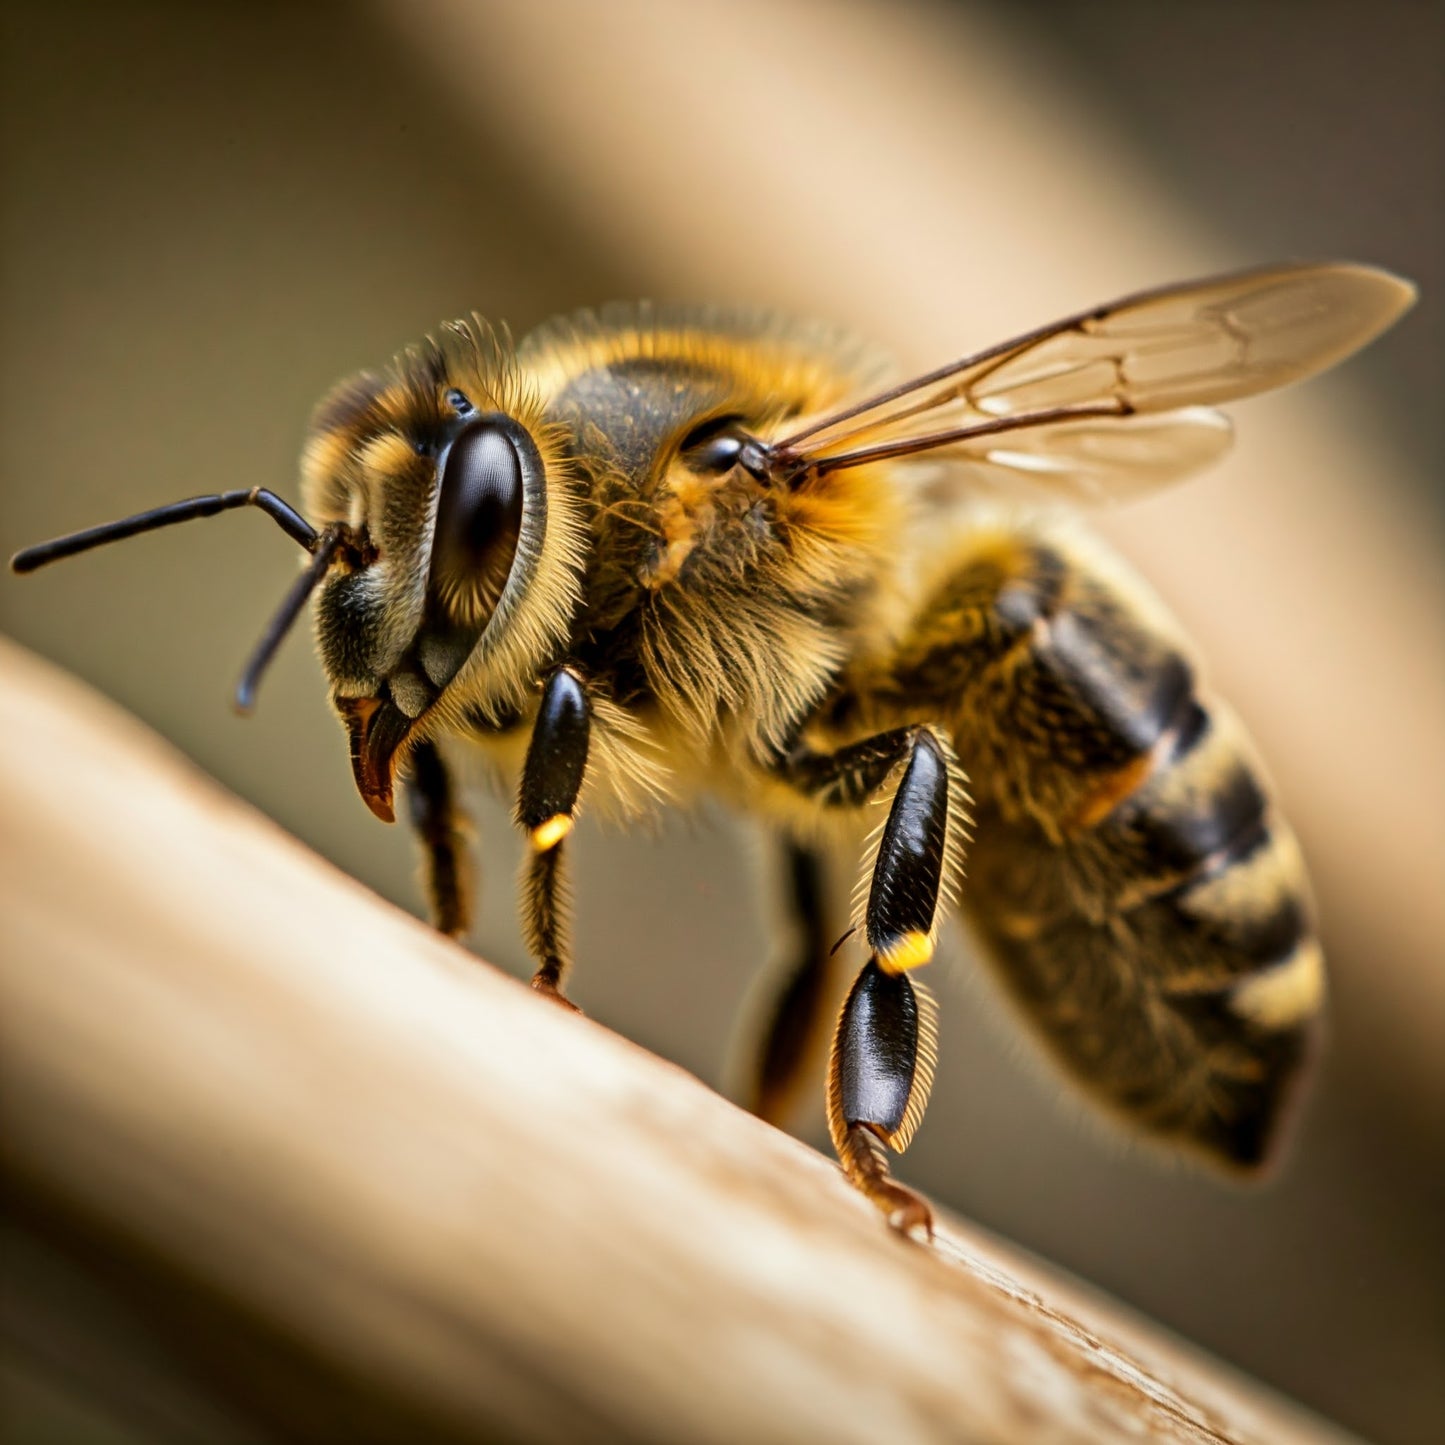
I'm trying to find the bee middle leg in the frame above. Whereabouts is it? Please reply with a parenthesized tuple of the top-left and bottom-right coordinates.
(777, 727, 957, 1236)
(515, 666, 591, 1011)
(743, 840, 835, 1125)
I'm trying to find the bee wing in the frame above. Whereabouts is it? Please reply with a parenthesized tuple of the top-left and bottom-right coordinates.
(933, 405, 1235, 506)
(776, 262, 1414, 493)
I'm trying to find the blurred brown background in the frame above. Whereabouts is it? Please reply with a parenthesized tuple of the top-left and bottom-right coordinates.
(1, 2, 1440, 1442)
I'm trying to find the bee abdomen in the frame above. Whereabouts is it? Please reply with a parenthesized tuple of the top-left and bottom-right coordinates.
(965, 692, 1325, 1170)
(905, 534, 1325, 1168)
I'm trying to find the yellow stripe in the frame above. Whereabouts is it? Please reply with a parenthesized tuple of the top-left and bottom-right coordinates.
(1230, 943, 1325, 1030)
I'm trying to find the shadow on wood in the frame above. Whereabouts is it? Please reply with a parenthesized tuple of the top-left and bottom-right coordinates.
(0, 637, 1353, 1443)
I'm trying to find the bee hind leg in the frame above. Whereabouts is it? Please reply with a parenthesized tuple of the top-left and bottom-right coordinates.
(829, 959, 939, 1239)
(516, 667, 591, 1012)
(781, 726, 956, 1236)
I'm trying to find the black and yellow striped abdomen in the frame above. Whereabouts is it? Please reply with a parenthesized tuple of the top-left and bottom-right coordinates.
(889, 527, 1324, 1168)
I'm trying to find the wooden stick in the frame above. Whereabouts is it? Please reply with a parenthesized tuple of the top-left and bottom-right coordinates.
(0, 637, 1353, 1444)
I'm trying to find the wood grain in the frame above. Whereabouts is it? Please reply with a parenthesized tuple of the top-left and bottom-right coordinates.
(0, 636, 1355, 1444)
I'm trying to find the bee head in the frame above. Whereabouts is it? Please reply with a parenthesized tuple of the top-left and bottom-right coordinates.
(301, 321, 584, 821)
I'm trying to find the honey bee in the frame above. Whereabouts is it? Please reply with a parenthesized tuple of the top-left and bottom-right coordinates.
(12, 263, 1415, 1236)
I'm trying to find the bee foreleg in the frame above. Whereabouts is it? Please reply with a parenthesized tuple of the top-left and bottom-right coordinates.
(516, 667, 591, 1010)
(404, 739, 473, 939)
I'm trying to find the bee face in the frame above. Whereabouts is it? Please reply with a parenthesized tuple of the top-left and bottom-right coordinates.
(299, 325, 586, 820)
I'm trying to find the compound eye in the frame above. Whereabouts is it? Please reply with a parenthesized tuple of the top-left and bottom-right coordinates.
(429, 418, 526, 601)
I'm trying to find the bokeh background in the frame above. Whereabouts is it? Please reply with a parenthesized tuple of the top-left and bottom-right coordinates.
(2, 2, 1440, 1441)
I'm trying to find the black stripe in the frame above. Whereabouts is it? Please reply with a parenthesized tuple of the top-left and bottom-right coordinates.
(990, 544, 1070, 632)
(1166, 697, 1211, 763)
(1129, 650, 1195, 755)
(1164, 855, 1309, 970)
(1045, 610, 1195, 757)
(1126, 757, 1269, 878)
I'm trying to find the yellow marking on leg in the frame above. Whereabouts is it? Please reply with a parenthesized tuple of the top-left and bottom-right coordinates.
(878, 931, 933, 974)
(1230, 943, 1326, 1030)
(529, 814, 573, 852)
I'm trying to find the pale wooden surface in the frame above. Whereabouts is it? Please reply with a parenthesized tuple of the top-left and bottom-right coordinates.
(0, 636, 1357, 1445)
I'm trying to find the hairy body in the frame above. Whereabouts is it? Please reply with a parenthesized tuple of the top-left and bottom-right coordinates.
(20, 264, 1409, 1231)
(301, 299, 1330, 1227)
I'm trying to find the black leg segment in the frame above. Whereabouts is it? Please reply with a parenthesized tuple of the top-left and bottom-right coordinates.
(403, 739, 473, 938)
(516, 666, 591, 1009)
(776, 723, 956, 1232)
(784, 727, 918, 809)
(521, 842, 576, 1000)
(779, 725, 952, 972)
(833, 961, 930, 1146)
(517, 666, 591, 851)
(747, 842, 835, 1123)
(865, 730, 950, 971)
(827, 959, 939, 1237)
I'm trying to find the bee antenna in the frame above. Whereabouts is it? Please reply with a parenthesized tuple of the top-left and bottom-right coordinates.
(233, 523, 348, 715)
(10, 487, 346, 717)
(9, 488, 318, 574)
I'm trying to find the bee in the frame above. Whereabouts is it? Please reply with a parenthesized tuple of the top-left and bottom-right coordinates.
(12, 263, 1415, 1236)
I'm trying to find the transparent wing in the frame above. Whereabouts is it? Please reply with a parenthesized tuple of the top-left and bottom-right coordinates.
(774, 262, 1414, 501)
(935, 406, 1234, 506)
